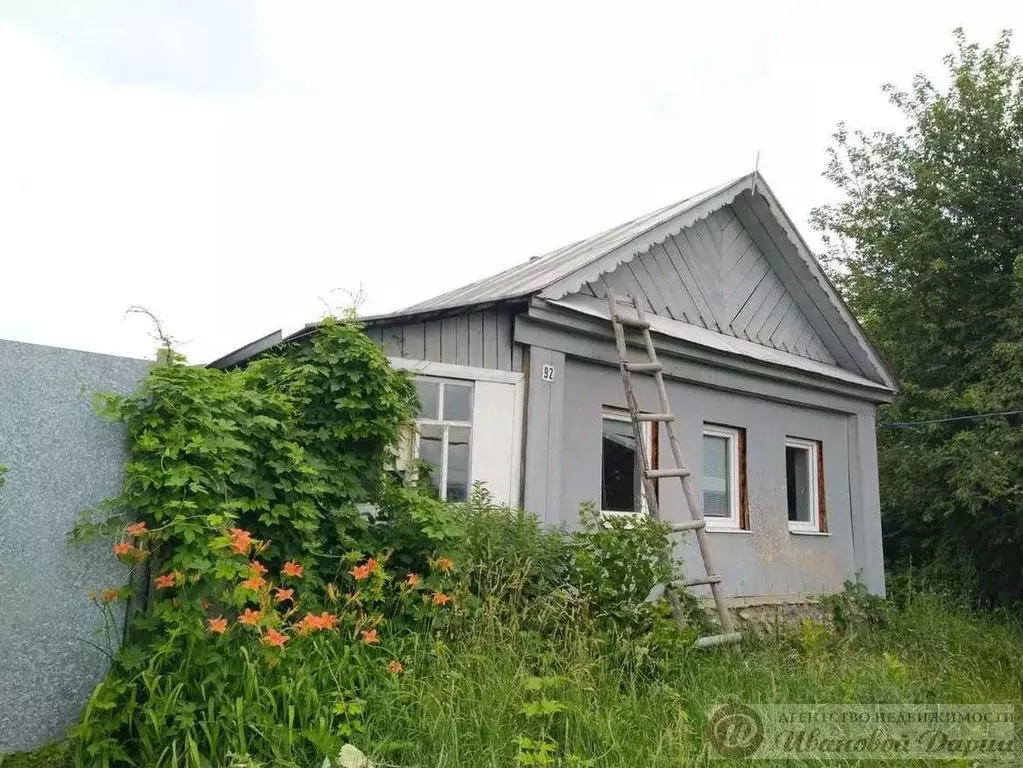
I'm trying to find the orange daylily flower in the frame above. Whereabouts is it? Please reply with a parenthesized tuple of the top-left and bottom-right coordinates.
(249, 560, 268, 575)
(101, 588, 120, 603)
(124, 521, 147, 537)
(229, 527, 254, 556)
(154, 572, 177, 589)
(349, 563, 372, 581)
(387, 660, 404, 674)
(207, 616, 228, 634)
(112, 541, 134, 558)
(262, 628, 289, 648)
(239, 608, 262, 625)
(274, 587, 295, 603)
(295, 612, 337, 633)
(241, 575, 267, 591)
(282, 561, 304, 578)
(361, 629, 380, 645)
(313, 612, 337, 630)
(431, 591, 452, 606)
(404, 573, 422, 588)
(433, 557, 455, 573)
(365, 558, 380, 572)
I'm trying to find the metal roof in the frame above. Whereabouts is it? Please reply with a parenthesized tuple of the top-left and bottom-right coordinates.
(208, 170, 897, 392)
(400, 174, 753, 313)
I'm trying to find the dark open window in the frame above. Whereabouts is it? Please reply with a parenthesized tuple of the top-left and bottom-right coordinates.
(600, 410, 652, 515)
(786, 437, 826, 532)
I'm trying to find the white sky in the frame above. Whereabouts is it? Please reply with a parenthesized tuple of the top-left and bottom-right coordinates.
(0, 2, 1017, 363)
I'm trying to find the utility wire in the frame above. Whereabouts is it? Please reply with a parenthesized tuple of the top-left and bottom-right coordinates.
(880, 409, 1023, 428)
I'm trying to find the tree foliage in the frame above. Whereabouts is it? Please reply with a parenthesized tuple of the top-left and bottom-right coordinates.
(812, 29, 1023, 606)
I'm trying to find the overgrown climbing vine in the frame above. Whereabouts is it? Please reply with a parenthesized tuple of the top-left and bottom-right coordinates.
(70, 317, 465, 767)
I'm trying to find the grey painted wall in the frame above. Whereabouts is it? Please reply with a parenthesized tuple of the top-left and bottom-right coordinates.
(527, 348, 883, 598)
(522, 346, 564, 522)
(0, 340, 148, 752)
(365, 307, 523, 372)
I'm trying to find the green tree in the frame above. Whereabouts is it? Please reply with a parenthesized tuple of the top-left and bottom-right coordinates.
(812, 29, 1023, 607)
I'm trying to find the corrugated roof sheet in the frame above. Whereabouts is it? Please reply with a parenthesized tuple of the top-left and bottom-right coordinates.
(400, 174, 752, 313)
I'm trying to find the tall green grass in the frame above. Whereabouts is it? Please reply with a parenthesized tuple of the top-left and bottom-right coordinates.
(350, 592, 1022, 767)
(6, 498, 1022, 767)
(5, 591, 1021, 767)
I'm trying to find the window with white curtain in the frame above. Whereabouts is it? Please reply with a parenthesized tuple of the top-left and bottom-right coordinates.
(702, 424, 743, 529)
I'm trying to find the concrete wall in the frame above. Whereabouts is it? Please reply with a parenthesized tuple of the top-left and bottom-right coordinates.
(524, 346, 885, 598)
(0, 339, 148, 752)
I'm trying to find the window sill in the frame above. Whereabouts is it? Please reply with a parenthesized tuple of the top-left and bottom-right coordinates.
(789, 528, 830, 536)
(705, 526, 751, 534)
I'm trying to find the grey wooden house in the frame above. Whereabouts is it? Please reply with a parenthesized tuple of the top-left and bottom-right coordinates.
(216, 172, 897, 599)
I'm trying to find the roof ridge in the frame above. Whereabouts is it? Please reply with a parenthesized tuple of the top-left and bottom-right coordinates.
(399, 174, 752, 313)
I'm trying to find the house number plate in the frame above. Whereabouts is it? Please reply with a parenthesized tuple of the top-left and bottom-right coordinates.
(541, 364, 556, 382)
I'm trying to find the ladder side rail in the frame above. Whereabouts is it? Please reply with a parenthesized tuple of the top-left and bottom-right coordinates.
(607, 293, 661, 520)
(632, 301, 736, 636)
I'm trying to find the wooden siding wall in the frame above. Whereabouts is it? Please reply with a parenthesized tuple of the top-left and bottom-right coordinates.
(364, 308, 523, 372)
(581, 205, 836, 364)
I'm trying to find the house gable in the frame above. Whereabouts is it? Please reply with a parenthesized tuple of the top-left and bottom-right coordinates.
(576, 203, 836, 365)
(211, 173, 896, 392)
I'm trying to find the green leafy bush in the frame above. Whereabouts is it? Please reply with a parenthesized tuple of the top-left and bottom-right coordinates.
(451, 489, 694, 641)
(67, 317, 697, 766)
(821, 579, 893, 634)
(70, 318, 464, 766)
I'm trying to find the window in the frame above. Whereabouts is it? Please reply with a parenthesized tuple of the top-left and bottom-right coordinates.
(414, 377, 473, 501)
(702, 425, 746, 530)
(600, 409, 653, 515)
(786, 437, 826, 533)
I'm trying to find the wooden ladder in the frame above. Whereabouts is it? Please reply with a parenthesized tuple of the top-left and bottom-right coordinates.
(606, 292, 742, 649)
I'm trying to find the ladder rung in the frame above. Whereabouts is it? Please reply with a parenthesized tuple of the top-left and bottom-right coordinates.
(669, 519, 706, 532)
(645, 468, 690, 479)
(613, 295, 638, 307)
(612, 314, 651, 330)
(635, 412, 675, 422)
(681, 574, 722, 588)
(696, 632, 743, 649)
(625, 362, 662, 373)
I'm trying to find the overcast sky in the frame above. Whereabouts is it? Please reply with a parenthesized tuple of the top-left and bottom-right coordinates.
(0, 2, 1017, 363)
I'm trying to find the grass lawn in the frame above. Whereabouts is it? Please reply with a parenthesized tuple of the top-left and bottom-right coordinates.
(7, 591, 1019, 767)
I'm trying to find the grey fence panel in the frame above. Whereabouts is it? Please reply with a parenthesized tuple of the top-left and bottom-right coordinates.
(0, 339, 149, 752)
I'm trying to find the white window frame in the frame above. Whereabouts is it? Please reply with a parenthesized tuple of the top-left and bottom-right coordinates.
(388, 358, 525, 507)
(413, 376, 473, 501)
(600, 409, 653, 517)
(785, 437, 820, 533)
(702, 424, 741, 530)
